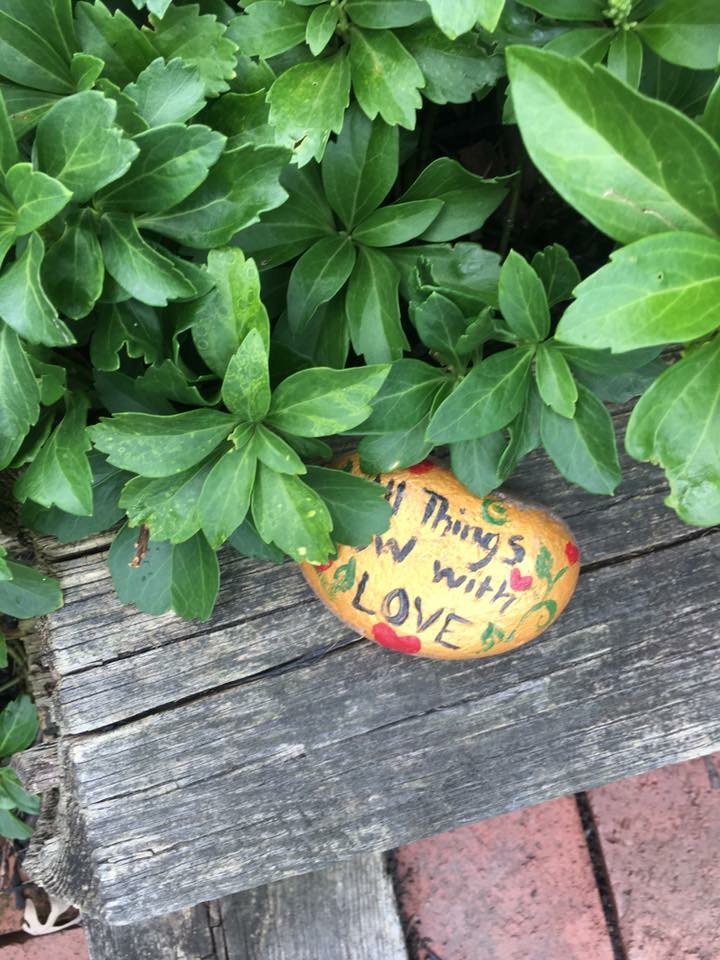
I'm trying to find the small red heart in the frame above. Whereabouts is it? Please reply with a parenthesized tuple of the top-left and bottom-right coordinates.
(510, 567, 533, 591)
(372, 623, 421, 654)
(565, 542, 580, 565)
(314, 561, 333, 572)
(408, 459, 434, 475)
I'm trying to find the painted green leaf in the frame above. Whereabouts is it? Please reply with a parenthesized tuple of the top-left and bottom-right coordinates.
(0, 324, 40, 469)
(626, 336, 720, 526)
(199, 445, 257, 549)
(35, 91, 139, 203)
(450, 433, 506, 496)
(426, 346, 534, 443)
(252, 424, 306, 475)
(287, 235, 357, 333)
(358, 359, 447, 433)
(89, 409, 237, 478)
(607, 29, 643, 89)
(0, 561, 62, 619)
(638, 0, 720, 71)
(426, 0, 505, 37)
(124, 57, 206, 126)
(14, 393, 92, 516)
(0, 233, 74, 347)
(4, 162, 71, 235)
(42, 209, 104, 320)
(305, 466, 392, 547)
(557, 233, 720, 352)
(353, 199, 443, 247)
(321, 105, 398, 229)
(349, 27, 424, 129)
(306, 4, 339, 55)
(101, 213, 195, 307)
(268, 53, 351, 165)
(268, 364, 389, 437)
(222, 330, 271, 421)
(0, 696, 38, 757)
(535, 342, 578, 419)
(506, 47, 720, 244)
(346, 246, 407, 362)
(252, 463, 334, 563)
(107, 522, 173, 615)
(540, 383, 621, 494)
(99, 123, 226, 216)
(531, 243, 580, 307)
(189, 248, 270, 378)
(400, 23, 503, 105)
(498, 250, 550, 342)
(230, 1, 310, 58)
(0, 0, 74, 93)
(140, 144, 290, 248)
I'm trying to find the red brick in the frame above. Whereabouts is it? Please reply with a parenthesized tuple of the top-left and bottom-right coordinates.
(394, 795, 614, 960)
(0, 927, 88, 959)
(590, 754, 720, 960)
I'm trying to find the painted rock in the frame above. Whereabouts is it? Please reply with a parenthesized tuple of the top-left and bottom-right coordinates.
(301, 455, 580, 660)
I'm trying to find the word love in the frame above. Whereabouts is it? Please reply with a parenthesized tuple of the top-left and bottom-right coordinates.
(301, 457, 580, 660)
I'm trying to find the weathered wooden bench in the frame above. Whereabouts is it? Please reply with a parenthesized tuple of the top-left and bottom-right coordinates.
(14, 405, 720, 955)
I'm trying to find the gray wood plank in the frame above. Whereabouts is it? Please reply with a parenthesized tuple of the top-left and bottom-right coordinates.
(27, 530, 720, 922)
(219, 853, 408, 960)
(84, 903, 217, 960)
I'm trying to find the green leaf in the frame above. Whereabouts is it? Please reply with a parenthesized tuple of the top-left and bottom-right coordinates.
(139, 144, 290, 248)
(252, 424, 306, 475)
(349, 27, 424, 129)
(35, 91, 139, 203)
(90, 299, 167, 371)
(70, 52, 105, 91)
(231, 1, 310, 58)
(305, 466, 392, 546)
(202, 90, 275, 149)
(321, 104, 398, 229)
(189, 248, 270, 377)
(15, 393, 93, 516)
(268, 364, 389, 436)
(540, 383, 621, 494)
(107, 521, 173, 615)
(352, 199, 443, 247)
(626, 336, 720, 526)
(0, 809, 32, 840)
(557, 232, 720, 352)
(20, 452, 128, 543)
(0, 324, 40, 469)
(120, 457, 215, 544)
(267, 52, 351, 165)
(222, 330, 271, 421)
(498, 250, 550, 342)
(358, 358, 447, 433)
(400, 23, 503, 105)
(535, 341, 578, 418)
(345, 0, 430, 28)
(0, 560, 62, 619)
(426, 346, 534, 443)
(388, 241, 500, 311)
(124, 57, 206, 126)
(146, 4, 238, 97)
(427, 0, 505, 37)
(0, 696, 37, 757)
(531, 243, 580, 307)
(287, 235, 357, 332)
(4, 162, 71, 235)
(252, 464, 334, 563)
(199, 445, 257, 548)
(0, 84, 60, 139)
(0, 768, 39, 815)
(638, 0, 720, 71)
(89, 409, 237, 478)
(0, 0, 74, 93)
(506, 47, 720, 244)
(0, 233, 74, 347)
(607, 29, 643, 89)
(703, 78, 720, 144)
(450, 433, 505, 496)
(575, 357, 665, 404)
(0, 89, 18, 173)
(99, 123, 226, 216)
(497, 377, 542, 478)
(101, 213, 195, 307)
(41, 209, 104, 320)
(171, 532, 220, 621)
(358, 413, 433, 472)
(516, 0, 604, 17)
(228, 518, 285, 563)
(398, 159, 508, 242)
(0, 634, 7, 669)
(76, 2, 156, 88)
(544, 27, 613, 63)
(409, 292, 465, 370)
(306, 4, 339, 55)
(346, 246, 407, 362)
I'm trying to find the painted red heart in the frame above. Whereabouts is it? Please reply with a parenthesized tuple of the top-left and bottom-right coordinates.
(372, 623, 421, 654)
(564, 542, 580, 565)
(408, 459, 434, 475)
(314, 561, 334, 572)
(510, 567, 533, 591)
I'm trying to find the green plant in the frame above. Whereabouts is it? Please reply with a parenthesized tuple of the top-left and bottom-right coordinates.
(0, 0, 718, 635)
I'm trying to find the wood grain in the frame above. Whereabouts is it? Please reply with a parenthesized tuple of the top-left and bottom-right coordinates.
(84, 903, 216, 960)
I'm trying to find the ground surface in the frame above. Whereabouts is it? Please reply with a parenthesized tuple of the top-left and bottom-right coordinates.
(2, 752, 718, 959)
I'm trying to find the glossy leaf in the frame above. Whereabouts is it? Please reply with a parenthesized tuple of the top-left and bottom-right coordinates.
(199, 445, 257, 548)
(607, 29, 643, 89)
(498, 250, 550, 342)
(252, 424, 306, 475)
(531, 243, 580, 307)
(4, 162, 71, 235)
(252, 464, 334, 563)
(358, 359, 447, 433)
(427, 0, 505, 37)
(170, 532, 220, 621)
(232, 1, 310, 58)
(42, 209, 104, 320)
(107, 521, 173, 615)
(0, 0, 74, 93)
(353, 200, 443, 247)
(0, 325, 40, 469)
(359, 413, 433, 472)
(516, 0, 604, 17)
(346, 246, 407, 362)
(450, 433, 505, 497)
(535, 342, 578, 418)
(222, 330, 271, 421)
(0, 561, 62, 619)
(349, 27, 424, 129)
(345, 0, 430, 28)
(638, 0, 720, 70)
(305, 466, 392, 546)
(409, 292, 465, 370)
(0, 696, 38, 757)
(287, 235, 357, 332)
(400, 23, 503, 105)
(497, 378, 542, 479)
(0, 233, 73, 346)
(124, 57, 206, 126)
(306, 4, 339, 55)
(228, 518, 285, 564)
(120, 457, 215, 544)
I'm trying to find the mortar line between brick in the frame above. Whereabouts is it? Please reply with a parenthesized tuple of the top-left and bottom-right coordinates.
(575, 791, 628, 960)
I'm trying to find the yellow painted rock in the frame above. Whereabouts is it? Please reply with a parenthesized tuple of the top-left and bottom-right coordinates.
(301, 455, 580, 660)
